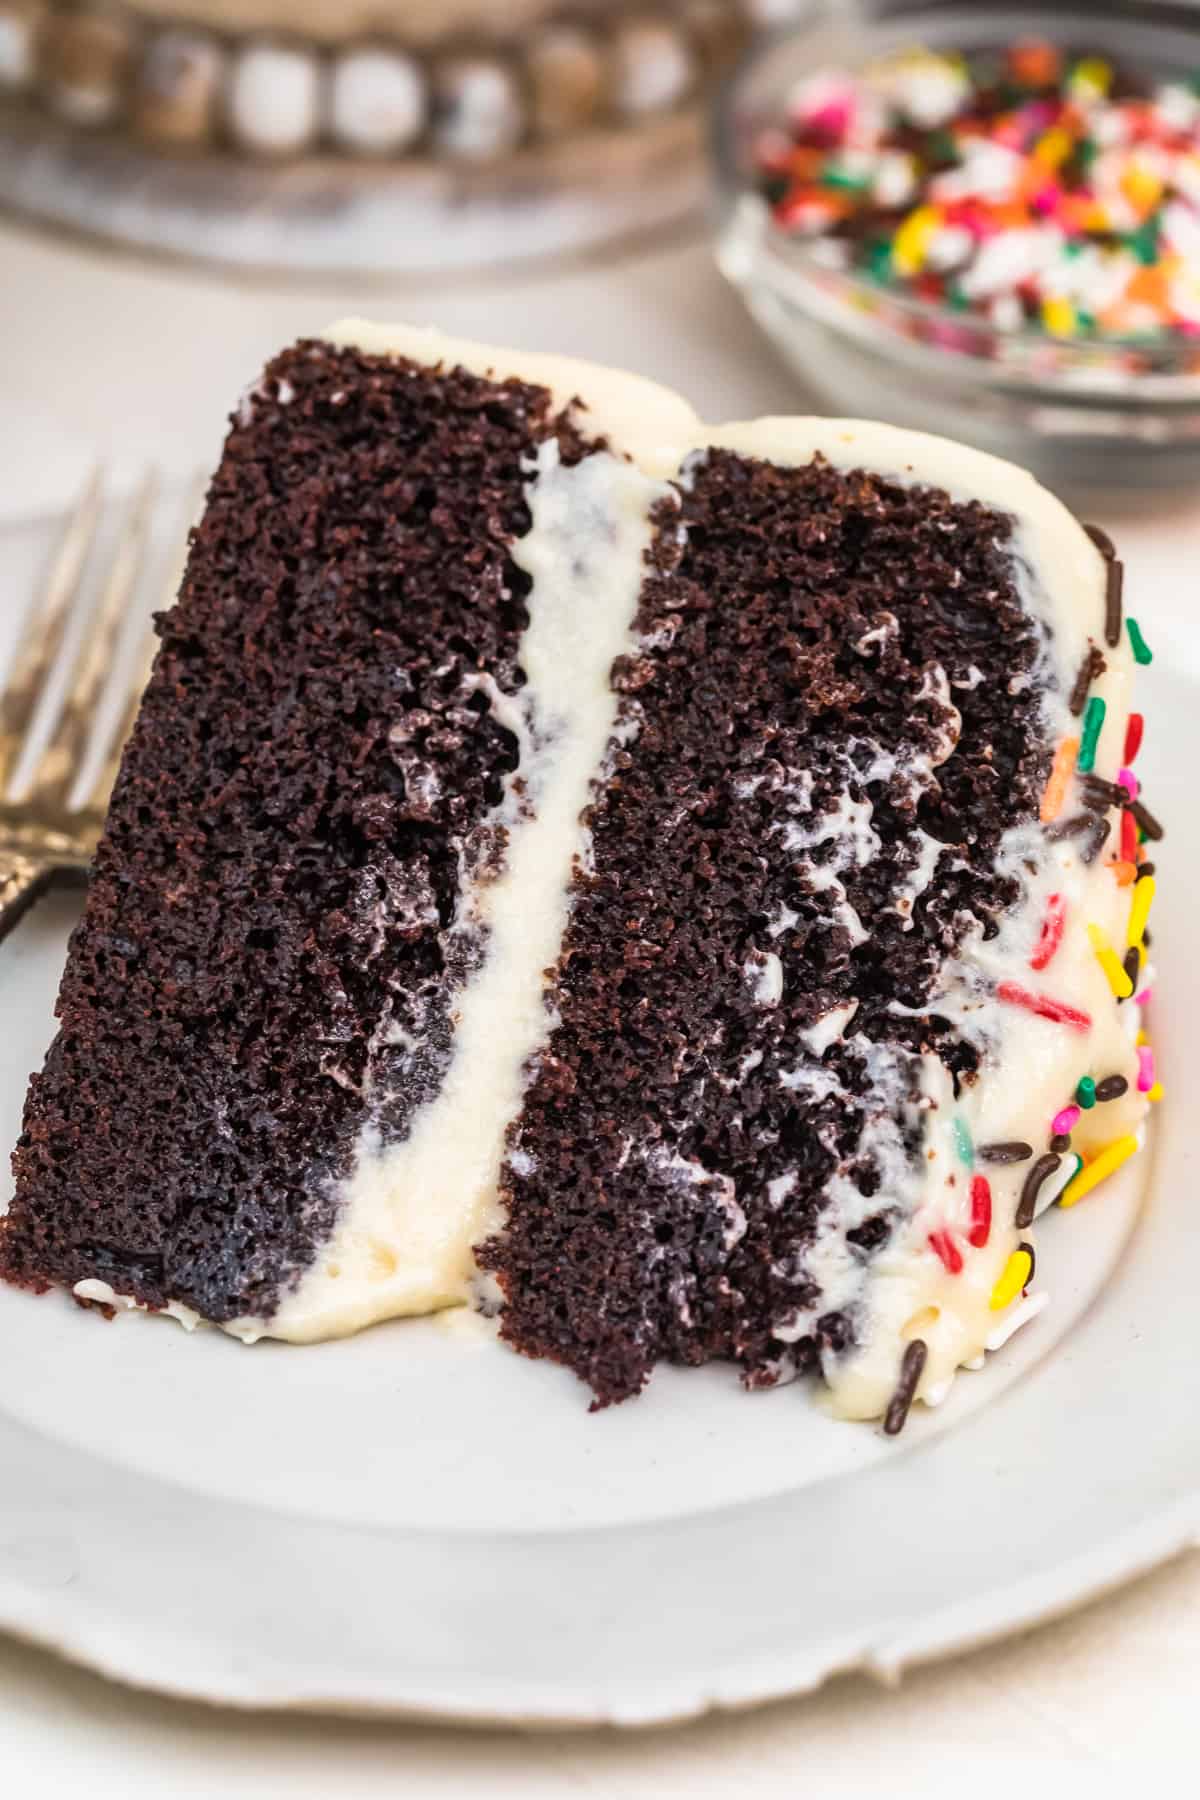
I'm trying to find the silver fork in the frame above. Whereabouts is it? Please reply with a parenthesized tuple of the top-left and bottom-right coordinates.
(0, 470, 198, 944)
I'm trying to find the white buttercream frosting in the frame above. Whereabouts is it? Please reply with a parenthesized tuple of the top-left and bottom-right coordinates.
(125, 320, 1150, 1426)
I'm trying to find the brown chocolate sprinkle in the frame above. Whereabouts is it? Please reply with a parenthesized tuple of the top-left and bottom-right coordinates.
(1049, 1133, 1071, 1153)
(1046, 812, 1094, 842)
(1095, 1074, 1129, 1102)
(1081, 815, 1112, 865)
(1016, 1152, 1061, 1229)
(883, 1339, 928, 1437)
(1068, 645, 1106, 716)
(1079, 773, 1126, 810)
(1104, 560, 1124, 649)
(1018, 1240, 1036, 1287)
(1140, 862, 1156, 879)
(1119, 946, 1139, 1000)
(978, 1140, 1034, 1165)
(1131, 798, 1164, 842)
(1084, 523, 1117, 561)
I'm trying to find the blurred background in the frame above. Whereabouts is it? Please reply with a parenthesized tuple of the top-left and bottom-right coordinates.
(8, 0, 1200, 505)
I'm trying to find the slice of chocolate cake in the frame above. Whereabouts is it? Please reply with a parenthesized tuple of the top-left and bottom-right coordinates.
(0, 321, 1159, 1428)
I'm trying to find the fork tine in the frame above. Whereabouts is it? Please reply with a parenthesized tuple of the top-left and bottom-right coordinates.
(0, 465, 105, 798)
(16, 470, 159, 811)
(86, 471, 203, 815)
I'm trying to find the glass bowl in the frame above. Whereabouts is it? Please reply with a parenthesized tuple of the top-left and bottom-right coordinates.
(713, 0, 1200, 487)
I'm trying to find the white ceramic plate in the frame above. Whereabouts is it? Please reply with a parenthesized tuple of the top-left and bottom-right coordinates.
(0, 515, 1196, 1728)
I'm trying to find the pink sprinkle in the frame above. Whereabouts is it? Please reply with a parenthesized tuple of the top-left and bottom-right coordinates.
(1137, 1046, 1155, 1093)
(1052, 1104, 1081, 1136)
(1135, 987, 1153, 1006)
(1117, 768, 1139, 801)
(1031, 184, 1061, 216)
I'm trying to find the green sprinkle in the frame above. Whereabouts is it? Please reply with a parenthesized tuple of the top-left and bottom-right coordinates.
(1077, 695, 1107, 773)
(866, 240, 894, 283)
(953, 1116, 974, 1168)
(1076, 1076, 1097, 1110)
(947, 284, 969, 311)
(1126, 618, 1153, 665)
(822, 165, 870, 193)
(1123, 222, 1160, 266)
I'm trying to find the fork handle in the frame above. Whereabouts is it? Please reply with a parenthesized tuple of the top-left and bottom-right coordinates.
(0, 853, 53, 947)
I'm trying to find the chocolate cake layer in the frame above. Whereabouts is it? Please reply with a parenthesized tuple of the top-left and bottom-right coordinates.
(0, 340, 594, 1322)
(481, 450, 1048, 1405)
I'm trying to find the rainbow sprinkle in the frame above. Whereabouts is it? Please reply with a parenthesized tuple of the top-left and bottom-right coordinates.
(968, 1174, 992, 1248)
(1052, 1102, 1081, 1136)
(1127, 874, 1156, 946)
(1087, 921, 1134, 998)
(928, 1228, 963, 1275)
(1059, 1133, 1141, 1206)
(1040, 737, 1078, 822)
(990, 1246, 1034, 1311)
(1076, 1076, 1097, 1109)
(1126, 618, 1153, 665)
(952, 1116, 974, 1167)
(997, 981, 1092, 1030)
(1077, 696, 1107, 775)
(1030, 892, 1066, 970)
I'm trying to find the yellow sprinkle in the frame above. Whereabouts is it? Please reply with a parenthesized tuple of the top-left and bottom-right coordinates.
(1122, 162, 1163, 213)
(1149, 1082, 1164, 1102)
(1087, 922, 1134, 999)
(1059, 1133, 1140, 1208)
(1034, 126, 1073, 170)
(1042, 295, 1078, 338)
(1136, 1028, 1149, 1047)
(892, 204, 940, 276)
(1071, 57, 1112, 98)
(990, 1249, 1034, 1311)
(1127, 875, 1156, 949)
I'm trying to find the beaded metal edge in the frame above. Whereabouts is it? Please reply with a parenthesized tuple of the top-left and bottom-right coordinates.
(0, 0, 791, 163)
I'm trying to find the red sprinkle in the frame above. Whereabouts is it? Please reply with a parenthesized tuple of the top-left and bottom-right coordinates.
(1120, 807, 1138, 864)
(996, 980, 1092, 1032)
(1123, 713, 1144, 764)
(1030, 892, 1065, 971)
(928, 1229, 964, 1275)
(968, 1174, 992, 1249)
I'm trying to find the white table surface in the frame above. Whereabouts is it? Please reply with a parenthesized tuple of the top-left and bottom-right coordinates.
(1, 216, 1198, 1792)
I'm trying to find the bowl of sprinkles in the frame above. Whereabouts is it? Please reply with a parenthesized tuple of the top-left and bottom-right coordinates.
(715, 1, 1200, 482)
